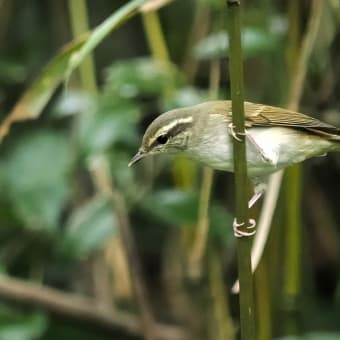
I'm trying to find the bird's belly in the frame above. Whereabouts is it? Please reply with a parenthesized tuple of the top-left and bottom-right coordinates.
(246, 127, 334, 176)
(189, 127, 333, 177)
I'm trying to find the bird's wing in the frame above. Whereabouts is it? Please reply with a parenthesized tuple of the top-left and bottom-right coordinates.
(243, 102, 340, 139)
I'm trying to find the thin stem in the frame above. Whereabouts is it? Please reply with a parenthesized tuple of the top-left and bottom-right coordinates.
(0, 275, 186, 340)
(283, 0, 323, 319)
(68, 0, 97, 94)
(232, 0, 324, 296)
(182, 2, 211, 82)
(208, 249, 235, 340)
(68, 2, 157, 339)
(89, 156, 157, 340)
(141, 9, 174, 100)
(287, 0, 323, 112)
(90, 159, 133, 303)
(68, 0, 111, 310)
(226, 1, 255, 339)
(188, 167, 214, 277)
(111, 183, 157, 340)
(189, 59, 220, 278)
(141, 11, 170, 62)
(231, 171, 282, 293)
(141, 8, 197, 193)
(255, 261, 271, 340)
(283, 0, 303, 315)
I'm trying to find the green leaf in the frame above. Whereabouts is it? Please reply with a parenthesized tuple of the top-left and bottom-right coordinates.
(143, 189, 199, 225)
(0, 37, 86, 143)
(0, 0, 147, 143)
(0, 310, 47, 340)
(161, 87, 210, 111)
(104, 57, 182, 98)
(142, 189, 233, 242)
(65, 0, 148, 80)
(195, 28, 281, 60)
(52, 90, 95, 118)
(209, 204, 233, 243)
(60, 196, 116, 259)
(108, 151, 139, 198)
(77, 100, 140, 155)
(3, 131, 73, 232)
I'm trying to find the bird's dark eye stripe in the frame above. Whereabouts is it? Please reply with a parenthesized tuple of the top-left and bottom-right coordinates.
(149, 121, 193, 149)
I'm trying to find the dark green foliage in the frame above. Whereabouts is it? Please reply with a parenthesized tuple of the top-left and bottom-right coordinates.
(60, 196, 117, 259)
(0, 309, 47, 340)
(143, 188, 233, 242)
(76, 100, 140, 155)
(195, 27, 282, 60)
(1, 131, 73, 232)
(104, 58, 183, 98)
(0, 0, 340, 339)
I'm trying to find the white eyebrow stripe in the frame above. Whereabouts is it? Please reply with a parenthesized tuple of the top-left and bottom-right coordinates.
(148, 116, 194, 147)
(157, 117, 193, 135)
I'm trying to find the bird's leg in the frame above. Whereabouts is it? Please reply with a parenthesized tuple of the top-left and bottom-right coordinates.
(228, 123, 272, 163)
(232, 187, 265, 237)
(227, 122, 245, 142)
(232, 194, 260, 237)
(233, 218, 256, 238)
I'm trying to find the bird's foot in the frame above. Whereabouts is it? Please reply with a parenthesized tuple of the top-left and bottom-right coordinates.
(233, 218, 256, 238)
(228, 123, 245, 142)
(228, 123, 273, 164)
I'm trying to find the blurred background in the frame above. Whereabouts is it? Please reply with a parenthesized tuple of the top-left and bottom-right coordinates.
(1, 0, 340, 339)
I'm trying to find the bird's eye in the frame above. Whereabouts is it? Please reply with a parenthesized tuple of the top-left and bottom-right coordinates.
(156, 134, 168, 144)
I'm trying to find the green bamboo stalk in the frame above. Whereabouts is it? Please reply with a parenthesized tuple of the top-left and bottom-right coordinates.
(68, 2, 157, 340)
(141, 11, 170, 62)
(282, 0, 302, 319)
(140, 6, 197, 333)
(141, 8, 197, 216)
(141, 8, 197, 192)
(182, 1, 211, 82)
(141, 9, 175, 101)
(226, 1, 255, 339)
(189, 60, 219, 278)
(208, 249, 235, 340)
(255, 259, 271, 340)
(68, 0, 97, 94)
(283, 0, 323, 331)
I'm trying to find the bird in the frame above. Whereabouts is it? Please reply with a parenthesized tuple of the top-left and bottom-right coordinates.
(129, 101, 340, 236)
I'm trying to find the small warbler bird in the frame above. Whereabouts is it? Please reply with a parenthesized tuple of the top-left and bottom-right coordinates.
(129, 101, 340, 235)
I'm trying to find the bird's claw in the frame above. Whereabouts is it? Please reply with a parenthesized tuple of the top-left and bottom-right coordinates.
(233, 218, 256, 238)
(228, 123, 273, 164)
(228, 123, 245, 142)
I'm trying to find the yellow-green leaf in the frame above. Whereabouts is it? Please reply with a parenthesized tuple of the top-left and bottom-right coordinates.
(0, 37, 86, 143)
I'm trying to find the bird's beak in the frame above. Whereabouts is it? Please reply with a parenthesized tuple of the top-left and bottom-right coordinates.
(128, 149, 146, 167)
